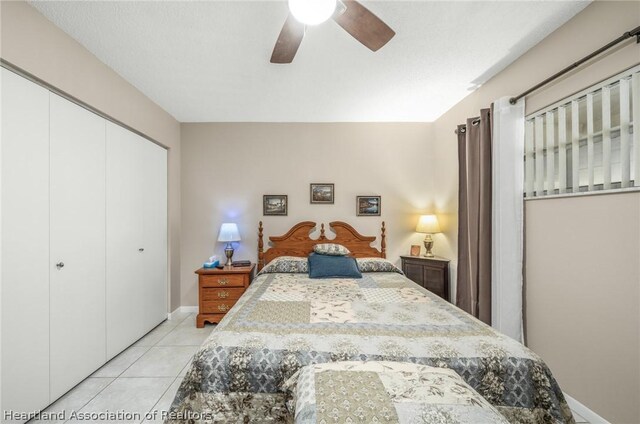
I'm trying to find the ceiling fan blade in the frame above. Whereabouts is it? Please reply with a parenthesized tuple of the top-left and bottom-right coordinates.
(270, 13, 305, 64)
(332, 0, 395, 52)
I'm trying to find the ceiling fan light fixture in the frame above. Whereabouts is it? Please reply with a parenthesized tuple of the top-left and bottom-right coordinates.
(288, 0, 337, 26)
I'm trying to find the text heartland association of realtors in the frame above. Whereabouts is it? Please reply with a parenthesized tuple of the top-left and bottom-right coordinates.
(4, 409, 220, 421)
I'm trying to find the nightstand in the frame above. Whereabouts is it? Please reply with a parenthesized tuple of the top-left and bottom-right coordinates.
(400, 256, 450, 302)
(195, 264, 255, 327)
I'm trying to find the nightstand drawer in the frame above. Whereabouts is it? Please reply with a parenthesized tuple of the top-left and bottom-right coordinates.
(425, 267, 444, 285)
(201, 274, 245, 287)
(201, 300, 238, 314)
(201, 287, 245, 301)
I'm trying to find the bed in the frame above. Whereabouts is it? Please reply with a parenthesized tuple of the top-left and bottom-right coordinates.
(282, 361, 512, 423)
(167, 221, 574, 424)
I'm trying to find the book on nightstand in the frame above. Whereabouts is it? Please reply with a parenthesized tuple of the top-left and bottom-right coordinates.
(232, 260, 251, 267)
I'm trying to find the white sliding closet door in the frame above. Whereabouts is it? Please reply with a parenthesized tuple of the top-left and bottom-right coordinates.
(140, 141, 168, 331)
(1, 69, 51, 420)
(106, 123, 167, 357)
(49, 94, 106, 400)
(106, 122, 145, 357)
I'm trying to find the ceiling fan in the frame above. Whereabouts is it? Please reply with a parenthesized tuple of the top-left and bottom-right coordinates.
(271, 0, 395, 64)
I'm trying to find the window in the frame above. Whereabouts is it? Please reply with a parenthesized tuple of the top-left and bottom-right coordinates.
(524, 66, 639, 197)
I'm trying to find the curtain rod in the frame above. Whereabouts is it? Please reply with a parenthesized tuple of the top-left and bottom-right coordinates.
(509, 25, 640, 105)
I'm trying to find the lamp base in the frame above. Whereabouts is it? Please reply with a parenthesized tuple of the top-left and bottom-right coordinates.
(423, 234, 435, 258)
(224, 244, 234, 267)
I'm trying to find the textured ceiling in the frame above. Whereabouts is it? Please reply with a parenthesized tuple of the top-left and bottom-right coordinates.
(30, 1, 589, 122)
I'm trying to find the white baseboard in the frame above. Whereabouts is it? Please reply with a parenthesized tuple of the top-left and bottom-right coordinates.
(167, 306, 198, 319)
(564, 392, 610, 424)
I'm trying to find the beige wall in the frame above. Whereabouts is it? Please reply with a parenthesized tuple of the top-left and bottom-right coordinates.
(525, 193, 640, 424)
(179, 122, 453, 306)
(0, 1, 182, 311)
(428, 1, 640, 421)
(4, 0, 639, 418)
(430, 0, 639, 262)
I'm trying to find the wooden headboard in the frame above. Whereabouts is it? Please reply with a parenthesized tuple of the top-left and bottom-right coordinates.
(258, 221, 386, 271)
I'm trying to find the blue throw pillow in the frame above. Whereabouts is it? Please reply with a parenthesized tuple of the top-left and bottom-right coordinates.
(308, 253, 362, 279)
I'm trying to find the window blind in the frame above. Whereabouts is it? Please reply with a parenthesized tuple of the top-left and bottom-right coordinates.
(524, 66, 639, 198)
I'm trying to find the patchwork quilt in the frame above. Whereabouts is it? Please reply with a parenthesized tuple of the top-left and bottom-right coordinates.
(282, 361, 511, 424)
(167, 262, 574, 424)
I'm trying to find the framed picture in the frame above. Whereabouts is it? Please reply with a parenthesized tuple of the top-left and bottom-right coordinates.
(310, 183, 334, 204)
(410, 245, 421, 256)
(263, 195, 288, 216)
(356, 195, 381, 216)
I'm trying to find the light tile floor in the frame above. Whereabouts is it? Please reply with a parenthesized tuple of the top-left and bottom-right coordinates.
(572, 411, 589, 423)
(35, 312, 214, 424)
(34, 311, 591, 423)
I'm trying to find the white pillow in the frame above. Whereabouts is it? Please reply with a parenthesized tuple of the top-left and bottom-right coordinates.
(313, 243, 350, 256)
(260, 256, 308, 274)
(356, 257, 403, 274)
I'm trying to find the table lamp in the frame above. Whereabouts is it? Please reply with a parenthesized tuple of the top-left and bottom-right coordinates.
(218, 223, 241, 267)
(416, 215, 441, 258)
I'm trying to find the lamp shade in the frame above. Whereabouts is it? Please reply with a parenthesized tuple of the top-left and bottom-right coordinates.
(416, 215, 441, 234)
(217, 223, 241, 242)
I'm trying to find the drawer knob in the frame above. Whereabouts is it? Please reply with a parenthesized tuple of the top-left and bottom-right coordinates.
(218, 278, 228, 285)
(218, 304, 230, 312)
(217, 291, 229, 299)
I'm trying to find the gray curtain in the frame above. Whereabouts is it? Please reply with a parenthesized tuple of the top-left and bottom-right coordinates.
(456, 107, 492, 325)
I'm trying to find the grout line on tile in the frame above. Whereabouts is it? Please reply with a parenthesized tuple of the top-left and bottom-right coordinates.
(60, 377, 117, 424)
(177, 313, 195, 323)
(55, 317, 201, 424)
(143, 375, 180, 423)
(108, 345, 154, 379)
